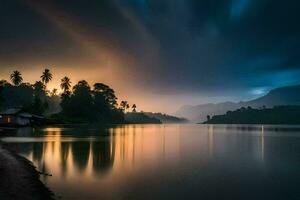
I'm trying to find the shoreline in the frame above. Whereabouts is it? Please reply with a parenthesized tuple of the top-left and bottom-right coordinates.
(0, 146, 55, 200)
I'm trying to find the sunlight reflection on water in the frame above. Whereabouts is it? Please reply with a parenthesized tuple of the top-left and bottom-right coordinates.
(0, 124, 299, 200)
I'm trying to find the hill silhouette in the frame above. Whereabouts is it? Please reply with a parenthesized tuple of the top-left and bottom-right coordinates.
(204, 106, 300, 125)
(175, 84, 300, 122)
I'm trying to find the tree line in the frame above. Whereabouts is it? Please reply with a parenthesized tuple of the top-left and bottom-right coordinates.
(204, 106, 300, 124)
(0, 69, 138, 123)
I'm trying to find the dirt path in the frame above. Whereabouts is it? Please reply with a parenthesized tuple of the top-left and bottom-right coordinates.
(0, 147, 54, 200)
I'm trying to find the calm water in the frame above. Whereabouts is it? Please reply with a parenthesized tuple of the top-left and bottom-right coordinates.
(0, 124, 300, 200)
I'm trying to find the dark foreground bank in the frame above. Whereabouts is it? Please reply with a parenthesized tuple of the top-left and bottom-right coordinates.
(0, 146, 54, 200)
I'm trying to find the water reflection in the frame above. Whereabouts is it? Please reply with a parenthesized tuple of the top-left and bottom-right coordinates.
(0, 124, 300, 200)
(0, 125, 270, 175)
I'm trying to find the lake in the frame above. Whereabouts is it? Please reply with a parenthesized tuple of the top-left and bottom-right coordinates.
(0, 124, 300, 200)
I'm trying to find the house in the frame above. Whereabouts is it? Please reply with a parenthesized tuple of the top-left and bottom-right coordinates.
(0, 108, 44, 127)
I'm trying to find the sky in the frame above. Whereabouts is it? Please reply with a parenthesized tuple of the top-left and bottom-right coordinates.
(0, 0, 300, 113)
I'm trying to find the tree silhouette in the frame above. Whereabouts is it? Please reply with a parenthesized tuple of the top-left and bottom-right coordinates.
(41, 69, 53, 85)
(67, 80, 94, 120)
(10, 70, 23, 86)
(51, 88, 58, 96)
(132, 104, 137, 112)
(0, 80, 9, 109)
(33, 81, 46, 97)
(60, 77, 72, 92)
(31, 81, 48, 115)
(205, 106, 300, 124)
(207, 115, 211, 121)
(2, 70, 125, 123)
(120, 101, 129, 112)
(0, 80, 9, 87)
(93, 83, 118, 108)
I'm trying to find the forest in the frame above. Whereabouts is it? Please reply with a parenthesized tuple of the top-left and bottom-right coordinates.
(204, 106, 300, 124)
(0, 69, 135, 123)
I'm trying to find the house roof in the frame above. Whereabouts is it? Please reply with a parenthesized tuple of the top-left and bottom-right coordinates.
(0, 108, 22, 115)
(19, 113, 33, 118)
(0, 109, 44, 119)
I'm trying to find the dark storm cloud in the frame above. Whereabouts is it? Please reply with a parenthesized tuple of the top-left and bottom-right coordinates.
(1, 0, 300, 97)
(105, 0, 300, 95)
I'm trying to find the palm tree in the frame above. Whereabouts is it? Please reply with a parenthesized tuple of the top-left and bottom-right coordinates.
(0, 80, 9, 87)
(60, 76, 72, 92)
(10, 70, 23, 86)
(51, 88, 58, 96)
(41, 69, 53, 85)
(132, 104, 137, 112)
(120, 101, 129, 112)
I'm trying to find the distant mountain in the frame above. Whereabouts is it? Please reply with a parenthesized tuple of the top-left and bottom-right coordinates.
(175, 84, 300, 122)
(144, 112, 189, 124)
(246, 84, 300, 107)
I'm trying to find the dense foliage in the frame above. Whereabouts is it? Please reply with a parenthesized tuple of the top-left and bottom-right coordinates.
(0, 70, 128, 124)
(0, 81, 51, 115)
(58, 81, 124, 123)
(204, 106, 300, 124)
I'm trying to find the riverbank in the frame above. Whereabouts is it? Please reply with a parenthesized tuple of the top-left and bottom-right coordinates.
(204, 106, 300, 125)
(0, 146, 54, 200)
